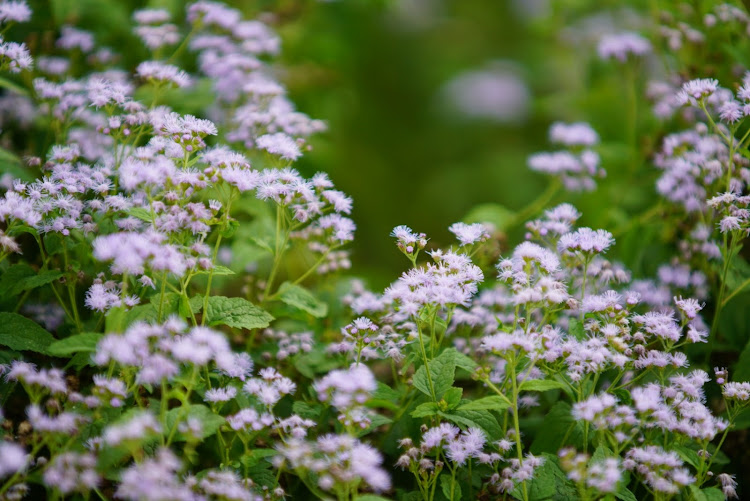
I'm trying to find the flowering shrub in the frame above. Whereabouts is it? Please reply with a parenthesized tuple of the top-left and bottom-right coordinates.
(1, 1, 750, 500)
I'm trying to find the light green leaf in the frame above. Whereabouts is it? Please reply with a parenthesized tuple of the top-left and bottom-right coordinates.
(194, 265, 236, 276)
(443, 387, 463, 408)
(411, 402, 439, 418)
(463, 203, 515, 231)
(276, 282, 328, 318)
(47, 332, 102, 357)
(125, 207, 154, 223)
(206, 296, 274, 330)
(439, 409, 502, 440)
(457, 395, 511, 412)
(0, 313, 55, 354)
(165, 404, 225, 441)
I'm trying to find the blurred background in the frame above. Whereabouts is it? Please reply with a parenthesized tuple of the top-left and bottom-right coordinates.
(16, 0, 663, 286)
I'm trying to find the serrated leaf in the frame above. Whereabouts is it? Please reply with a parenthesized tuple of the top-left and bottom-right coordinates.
(411, 402, 439, 418)
(439, 473, 462, 501)
(292, 401, 322, 420)
(276, 282, 328, 318)
(164, 404, 225, 441)
(520, 379, 566, 392)
(125, 207, 154, 223)
(0, 264, 35, 297)
(241, 449, 276, 468)
(443, 387, 463, 408)
(47, 332, 102, 356)
(206, 296, 274, 330)
(440, 409, 502, 440)
(413, 354, 456, 400)
(568, 317, 585, 340)
(194, 265, 235, 276)
(457, 395, 510, 411)
(0, 313, 55, 354)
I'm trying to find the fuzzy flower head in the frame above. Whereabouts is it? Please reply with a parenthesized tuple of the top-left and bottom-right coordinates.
(597, 32, 652, 62)
(449, 222, 491, 247)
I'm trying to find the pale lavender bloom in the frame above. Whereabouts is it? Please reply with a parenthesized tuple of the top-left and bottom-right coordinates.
(4, 361, 67, 394)
(449, 222, 490, 246)
(315, 364, 376, 410)
(0, 0, 31, 24)
(723, 382, 750, 401)
(57, 26, 95, 53)
(0, 441, 27, 478)
(135, 24, 181, 50)
(197, 470, 258, 500)
(597, 32, 652, 61)
(136, 61, 191, 88)
(133, 8, 170, 24)
(677, 78, 719, 105)
(318, 214, 356, 243)
(103, 411, 161, 446)
(586, 458, 622, 493)
(549, 122, 599, 147)
(226, 408, 273, 431)
(558, 227, 614, 254)
(673, 296, 703, 319)
(116, 448, 195, 501)
(440, 63, 529, 122)
(0, 38, 32, 72)
(27, 405, 83, 434)
(719, 100, 743, 122)
(43, 452, 99, 495)
(718, 473, 739, 499)
(257, 132, 302, 161)
(204, 386, 238, 403)
(719, 215, 741, 233)
(36, 56, 69, 75)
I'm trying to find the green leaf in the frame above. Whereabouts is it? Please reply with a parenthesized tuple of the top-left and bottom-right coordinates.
(194, 265, 236, 276)
(462, 203, 515, 231)
(443, 387, 463, 408)
(47, 332, 102, 357)
(510, 454, 577, 500)
(568, 317, 585, 340)
(357, 496, 393, 501)
(125, 207, 154, 223)
(734, 337, 750, 382)
(440, 409, 502, 440)
(519, 379, 566, 392)
(0, 76, 28, 96)
(292, 401, 322, 420)
(439, 473, 462, 501)
(276, 282, 328, 318)
(0, 264, 35, 297)
(241, 448, 276, 468)
(689, 486, 725, 501)
(457, 395, 510, 412)
(411, 402, 439, 418)
(531, 402, 583, 454)
(164, 404, 225, 441)
(205, 296, 274, 330)
(0, 313, 55, 354)
(444, 347, 478, 372)
(673, 444, 700, 469)
(413, 355, 455, 400)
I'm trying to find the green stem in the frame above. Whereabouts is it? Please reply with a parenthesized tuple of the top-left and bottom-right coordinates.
(417, 324, 437, 402)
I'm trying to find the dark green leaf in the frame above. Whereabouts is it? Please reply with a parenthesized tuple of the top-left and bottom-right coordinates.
(47, 332, 102, 356)
(531, 402, 583, 454)
(206, 296, 274, 330)
(457, 395, 510, 412)
(440, 409, 502, 440)
(568, 317, 585, 340)
(241, 449, 276, 468)
(276, 282, 328, 318)
(439, 473, 462, 501)
(0, 313, 55, 354)
(194, 265, 235, 276)
(125, 207, 154, 223)
(443, 387, 463, 408)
